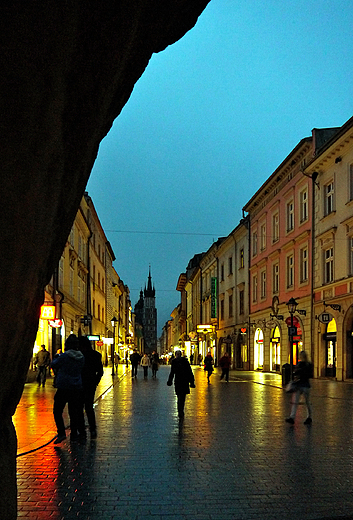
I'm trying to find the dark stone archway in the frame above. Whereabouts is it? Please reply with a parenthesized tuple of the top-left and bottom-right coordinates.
(0, 1, 210, 517)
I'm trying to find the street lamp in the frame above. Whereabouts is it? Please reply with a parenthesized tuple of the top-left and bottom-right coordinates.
(286, 297, 298, 380)
(111, 316, 118, 377)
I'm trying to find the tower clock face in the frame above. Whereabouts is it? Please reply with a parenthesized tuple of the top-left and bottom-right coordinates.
(272, 296, 279, 316)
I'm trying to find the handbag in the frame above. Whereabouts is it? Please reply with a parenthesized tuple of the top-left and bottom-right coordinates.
(285, 380, 298, 393)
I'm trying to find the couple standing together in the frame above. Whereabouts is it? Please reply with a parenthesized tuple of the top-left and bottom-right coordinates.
(51, 334, 103, 443)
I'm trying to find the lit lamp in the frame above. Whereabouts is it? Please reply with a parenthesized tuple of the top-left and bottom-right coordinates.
(111, 316, 118, 377)
(286, 297, 298, 380)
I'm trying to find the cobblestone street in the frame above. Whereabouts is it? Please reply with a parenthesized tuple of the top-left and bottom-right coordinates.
(15, 365, 353, 520)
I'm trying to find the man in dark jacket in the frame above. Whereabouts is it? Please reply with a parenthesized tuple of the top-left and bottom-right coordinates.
(167, 350, 195, 419)
(130, 349, 141, 377)
(34, 344, 51, 386)
(50, 334, 85, 443)
(79, 336, 103, 438)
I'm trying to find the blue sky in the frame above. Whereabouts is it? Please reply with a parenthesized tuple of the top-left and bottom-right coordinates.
(86, 0, 353, 333)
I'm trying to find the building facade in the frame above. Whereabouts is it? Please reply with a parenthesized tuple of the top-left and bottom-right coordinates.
(305, 116, 353, 380)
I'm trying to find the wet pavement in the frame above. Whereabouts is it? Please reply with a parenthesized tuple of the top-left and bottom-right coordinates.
(15, 365, 353, 520)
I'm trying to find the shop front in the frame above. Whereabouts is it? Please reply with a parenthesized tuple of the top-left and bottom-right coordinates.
(254, 328, 264, 371)
(270, 326, 281, 372)
(324, 318, 337, 378)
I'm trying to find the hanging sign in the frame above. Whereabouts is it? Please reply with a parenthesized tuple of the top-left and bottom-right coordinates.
(318, 312, 333, 324)
(40, 305, 55, 320)
(49, 319, 63, 328)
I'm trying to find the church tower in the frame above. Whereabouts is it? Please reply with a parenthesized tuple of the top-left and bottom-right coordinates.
(134, 267, 157, 354)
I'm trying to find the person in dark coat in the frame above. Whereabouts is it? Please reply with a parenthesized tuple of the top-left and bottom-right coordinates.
(167, 350, 195, 419)
(130, 349, 141, 377)
(50, 334, 85, 443)
(219, 351, 231, 382)
(79, 335, 104, 438)
(285, 350, 313, 425)
(34, 344, 51, 386)
(204, 352, 214, 384)
(151, 350, 159, 378)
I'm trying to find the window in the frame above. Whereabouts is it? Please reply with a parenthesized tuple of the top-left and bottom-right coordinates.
(272, 212, 279, 243)
(93, 299, 95, 318)
(260, 222, 266, 251)
(102, 277, 105, 293)
(69, 266, 74, 296)
(273, 263, 279, 294)
(252, 231, 258, 256)
(324, 181, 334, 215)
(240, 248, 244, 268)
(228, 256, 233, 275)
(239, 290, 244, 315)
(286, 200, 294, 232)
(350, 164, 353, 201)
(98, 304, 100, 321)
(228, 292, 233, 318)
(77, 277, 81, 303)
(300, 247, 308, 282)
(287, 254, 294, 288)
(220, 299, 224, 321)
(350, 237, 353, 275)
(69, 226, 75, 247)
(261, 270, 266, 299)
(59, 257, 64, 289)
(300, 189, 308, 223)
(324, 247, 334, 283)
(98, 272, 100, 289)
(221, 264, 224, 281)
(252, 274, 258, 302)
(82, 278, 86, 305)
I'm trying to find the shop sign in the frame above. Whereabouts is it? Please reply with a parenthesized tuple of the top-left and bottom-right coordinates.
(288, 326, 297, 337)
(88, 335, 100, 341)
(285, 316, 299, 326)
(103, 337, 114, 345)
(211, 277, 217, 319)
(318, 312, 333, 324)
(40, 305, 55, 320)
(49, 319, 62, 328)
(96, 340, 104, 347)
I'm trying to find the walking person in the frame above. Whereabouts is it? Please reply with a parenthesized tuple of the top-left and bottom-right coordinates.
(130, 348, 140, 377)
(79, 335, 104, 439)
(167, 350, 195, 419)
(34, 344, 51, 386)
(151, 350, 159, 378)
(204, 352, 214, 384)
(140, 353, 150, 378)
(285, 350, 313, 425)
(219, 351, 231, 382)
(50, 334, 85, 443)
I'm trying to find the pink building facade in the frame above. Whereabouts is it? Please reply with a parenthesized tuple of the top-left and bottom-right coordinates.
(244, 137, 314, 373)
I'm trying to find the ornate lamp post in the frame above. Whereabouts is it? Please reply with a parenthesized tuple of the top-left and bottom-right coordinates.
(286, 297, 298, 380)
(111, 316, 118, 377)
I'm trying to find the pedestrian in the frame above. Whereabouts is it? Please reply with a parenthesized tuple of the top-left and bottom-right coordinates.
(167, 350, 195, 419)
(50, 334, 85, 443)
(198, 353, 203, 366)
(52, 348, 62, 387)
(79, 335, 104, 439)
(151, 350, 159, 378)
(204, 352, 214, 384)
(285, 350, 313, 425)
(140, 353, 150, 378)
(219, 351, 231, 382)
(114, 352, 120, 370)
(130, 348, 140, 377)
(190, 353, 194, 365)
(34, 344, 51, 387)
